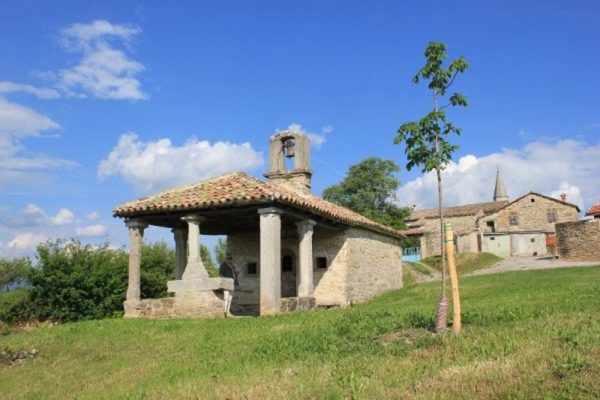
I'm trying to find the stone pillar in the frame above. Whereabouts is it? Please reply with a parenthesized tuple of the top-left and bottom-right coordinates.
(125, 219, 148, 303)
(258, 207, 283, 315)
(296, 219, 316, 297)
(172, 227, 188, 280)
(181, 215, 208, 280)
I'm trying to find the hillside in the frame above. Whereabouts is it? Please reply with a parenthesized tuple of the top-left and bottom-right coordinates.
(1, 266, 599, 399)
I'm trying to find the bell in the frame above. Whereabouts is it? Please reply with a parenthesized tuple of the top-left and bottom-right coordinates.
(282, 138, 295, 158)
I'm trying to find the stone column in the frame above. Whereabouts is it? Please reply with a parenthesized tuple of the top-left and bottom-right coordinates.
(172, 227, 188, 280)
(296, 219, 316, 297)
(258, 207, 283, 315)
(181, 215, 208, 280)
(126, 219, 148, 303)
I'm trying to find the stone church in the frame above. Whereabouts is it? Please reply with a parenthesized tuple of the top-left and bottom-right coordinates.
(406, 170, 580, 258)
(113, 130, 403, 318)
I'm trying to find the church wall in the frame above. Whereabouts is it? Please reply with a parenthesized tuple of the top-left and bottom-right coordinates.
(344, 228, 402, 304)
(226, 226, 351, 310)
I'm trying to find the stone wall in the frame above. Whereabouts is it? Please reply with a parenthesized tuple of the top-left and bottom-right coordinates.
(456, 232, 479, 254)
(556, 219, 600, 262)
(488, 194, 578, 233)
(417, 214, 479, 257)
(124, 291, 227, 319)
(345, 228, 402, 303)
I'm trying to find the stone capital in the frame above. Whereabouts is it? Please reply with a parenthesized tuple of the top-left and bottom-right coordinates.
(258, 206, 284, 216)
(125, 219, 148, 230)
(181, 215, 206, 223)
(296, 219, 316, 233)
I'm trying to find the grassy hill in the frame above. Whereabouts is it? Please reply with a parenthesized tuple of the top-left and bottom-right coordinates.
(1, 266, 599, 399)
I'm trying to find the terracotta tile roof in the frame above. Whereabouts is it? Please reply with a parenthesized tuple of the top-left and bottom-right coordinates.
(407, 201, 508, 220)
(586, 202, 600, 217)
(113, 172, 405, 238)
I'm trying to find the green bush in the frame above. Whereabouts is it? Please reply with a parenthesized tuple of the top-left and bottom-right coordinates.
(0, 289, 34, 324)
(28, 240, 175, 323)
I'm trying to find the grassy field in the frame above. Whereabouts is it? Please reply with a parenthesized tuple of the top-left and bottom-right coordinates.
(1, 266, 599, 399)
(420, 252, 503, 275)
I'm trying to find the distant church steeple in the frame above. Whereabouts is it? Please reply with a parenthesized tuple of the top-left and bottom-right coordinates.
(493, 169, 509, 202)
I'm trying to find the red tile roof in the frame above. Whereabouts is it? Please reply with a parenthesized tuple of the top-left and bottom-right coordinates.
(113, 172, 405, 238)
(586, 202, 600, 217)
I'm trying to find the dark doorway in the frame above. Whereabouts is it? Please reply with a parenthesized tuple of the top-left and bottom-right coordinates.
(281, 249, 297, 297)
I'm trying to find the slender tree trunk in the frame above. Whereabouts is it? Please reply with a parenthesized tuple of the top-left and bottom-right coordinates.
(437, 168, 446, 298)
(433, 90, 448, 333)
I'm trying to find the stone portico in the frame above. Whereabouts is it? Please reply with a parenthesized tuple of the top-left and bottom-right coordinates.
(114, 130, 404, 318)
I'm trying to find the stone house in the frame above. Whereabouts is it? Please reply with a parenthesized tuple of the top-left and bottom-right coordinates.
(407, 170, 580, 258)
(113, 130, 404, 318)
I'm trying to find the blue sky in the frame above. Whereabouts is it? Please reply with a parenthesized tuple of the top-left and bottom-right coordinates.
(1, 1, 599, 256)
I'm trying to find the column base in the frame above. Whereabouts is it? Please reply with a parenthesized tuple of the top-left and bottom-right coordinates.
(280, 296, 316, 313)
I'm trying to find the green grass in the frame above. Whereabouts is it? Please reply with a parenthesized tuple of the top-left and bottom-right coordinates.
(405, 261, 434, 276)
(1, 266, 600, 399)
(421, 252, 503, 275)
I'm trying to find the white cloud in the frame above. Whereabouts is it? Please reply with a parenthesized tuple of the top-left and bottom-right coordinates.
(0, 204, 76, 228)
(0, 96, 60, 137)
(0, 81, 60, 99)
(285, 123, 332, 150)
(98, 132, 264, 193)
(61, 20, 141, 45)
(396, 139, 600, 211)
(56, 20, 146, 100)
(75, 224, 107, 237)
(86, 211, 100, 220)
(7, 232, 47, 250)
(0, 95, 77, 187)
(53, 208, 76, 225)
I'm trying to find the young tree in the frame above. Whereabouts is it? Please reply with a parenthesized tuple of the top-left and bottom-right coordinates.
(322, 157, 411, 230)
(394, 42, 468, 332)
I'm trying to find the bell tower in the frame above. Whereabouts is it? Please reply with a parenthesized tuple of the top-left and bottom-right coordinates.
(493, 169, 509, 202)
(264, 130, 312, 194)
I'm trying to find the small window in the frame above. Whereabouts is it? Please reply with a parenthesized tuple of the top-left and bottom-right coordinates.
(531, 198, 535, 203)
(282, 254, 294, 272)
(490, 237, 496, 241)
(548, 211, 558, 223)
(247, 262, 257, 275)
(509, 214, 519, 225)
(530, 238, 535, 243)
(316, 257, 328, 269)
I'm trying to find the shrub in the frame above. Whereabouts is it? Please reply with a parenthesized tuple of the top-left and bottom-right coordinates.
(28, 240, 175, 323)
(0, 289, 33, 324)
